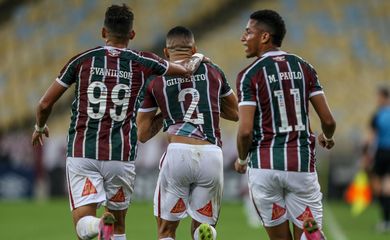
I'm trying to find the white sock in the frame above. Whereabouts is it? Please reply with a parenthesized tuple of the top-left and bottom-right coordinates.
(193, 225, 217, 240)
(76, 216, 100, 240)
(160, 238, 174, 240)
(300, 233, 307, 240)
(114, 234, 126, 240)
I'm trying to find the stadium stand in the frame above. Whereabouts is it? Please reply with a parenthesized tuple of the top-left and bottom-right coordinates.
(0, 0, 389, 200)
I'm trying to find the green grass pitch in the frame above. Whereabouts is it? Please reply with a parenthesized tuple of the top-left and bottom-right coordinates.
(0, 199, 389, 239)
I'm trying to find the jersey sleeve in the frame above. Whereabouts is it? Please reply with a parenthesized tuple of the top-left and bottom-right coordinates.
(307, 65, 324, 98)
(56, 56, 79, 88)
(236, 70, 257, 106)
(138, 78, 158, 112)
(138, 51, 169, 78)
(212, 64, 233, 97)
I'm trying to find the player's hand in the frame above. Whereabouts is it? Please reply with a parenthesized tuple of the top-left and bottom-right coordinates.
(318, 133, 334, 149)
(32, 125, 49, 146)
(234, 159, 248, 174)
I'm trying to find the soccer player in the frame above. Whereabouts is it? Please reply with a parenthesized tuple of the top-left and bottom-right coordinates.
(31, 5, 204, 240)
(136, 26, 238, 240)
(366, 87, 390, 232)
(234, 10, 336, 240)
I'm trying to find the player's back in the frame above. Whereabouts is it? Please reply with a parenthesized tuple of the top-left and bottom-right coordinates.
(57, 46, 168, 161)
(146, 63, 231, 146)
(237, 51, 323, 171)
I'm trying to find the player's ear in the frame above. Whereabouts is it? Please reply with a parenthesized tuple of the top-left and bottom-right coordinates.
(129, 30, 136, 40)
(163, 48, 170, 59)
(102, 27, 107, 39)
(261, 32, 271, 44)
(192, 46, 197, 55)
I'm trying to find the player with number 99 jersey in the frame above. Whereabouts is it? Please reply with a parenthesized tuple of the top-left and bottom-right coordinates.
(140, 63, 233, 146)
(56, 46, 168, 161)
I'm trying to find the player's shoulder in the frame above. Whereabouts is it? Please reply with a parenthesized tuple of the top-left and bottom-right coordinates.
(203, 62, 225, 76)
(284, 52, 316, 71)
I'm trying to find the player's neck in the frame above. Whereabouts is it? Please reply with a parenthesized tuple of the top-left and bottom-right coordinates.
(169, 52, 192, 62)
(258, 46, 279, 57)
(105, 39, 128, 49)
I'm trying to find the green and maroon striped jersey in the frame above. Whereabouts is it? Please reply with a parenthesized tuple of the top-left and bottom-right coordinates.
(236, 50, 323, 172)
(139, 63, 233, 147)
(56, 46, 168, 161)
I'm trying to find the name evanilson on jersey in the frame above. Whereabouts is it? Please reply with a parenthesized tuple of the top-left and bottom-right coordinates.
(90, 67, 133, 80)
(166, 74, 207, 86)
(267, 71, 302, 83)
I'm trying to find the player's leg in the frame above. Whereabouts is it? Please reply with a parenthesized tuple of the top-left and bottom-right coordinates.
(153, 144, 192, 239)
(248, 168, 291, 240)
(102, 160, 136, 239)
(188, 145, 223, 240)
(285, 171, 325, 240)
(156, 216, 180, 239)
(66, 157, 106, 240)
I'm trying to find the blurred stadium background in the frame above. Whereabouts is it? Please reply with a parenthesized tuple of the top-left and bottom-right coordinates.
(0, 0, 389, 239)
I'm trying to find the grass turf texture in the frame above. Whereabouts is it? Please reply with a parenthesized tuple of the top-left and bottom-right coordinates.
(0, 199, 389, 239)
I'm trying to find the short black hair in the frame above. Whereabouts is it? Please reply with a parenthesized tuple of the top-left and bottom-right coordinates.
(104, 4, 134, 41)
(250, 9, 286, 47)
(166, 26, 194, 49)
(378, 86, 389, 99)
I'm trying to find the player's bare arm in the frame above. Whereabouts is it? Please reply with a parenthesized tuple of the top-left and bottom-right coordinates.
(310, 93, 336, 149)
(136, 110, 163, 143)
(166, 53, 204, 77)
(235, 105, 256, 173)
(32, 81, 67, 146)
(220, 92, 239, 121)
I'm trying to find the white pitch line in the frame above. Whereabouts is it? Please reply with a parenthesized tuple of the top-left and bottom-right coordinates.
(324, 205, 348, 240)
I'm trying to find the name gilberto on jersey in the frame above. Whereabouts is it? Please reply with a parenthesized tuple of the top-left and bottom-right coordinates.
(166, 74, 206, 86)
(90, 67, 132, 80)
(267, 71, 302, 83)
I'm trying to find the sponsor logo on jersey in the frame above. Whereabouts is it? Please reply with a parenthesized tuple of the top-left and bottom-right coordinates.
(272, 56, 285, 62)
(108, 49, 121, 57)
(296, 206, 314, 221)
(196, 201, 213, 217)
(271, 203, 286, 220)
(109, 187, 125, 202)
(81, 178, 97, 196)
(170, 198, 186, 213)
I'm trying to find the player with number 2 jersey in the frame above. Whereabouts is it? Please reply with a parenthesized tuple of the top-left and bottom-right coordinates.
(137, 26, 238, 240)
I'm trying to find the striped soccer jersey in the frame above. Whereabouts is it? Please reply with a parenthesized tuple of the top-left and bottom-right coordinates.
(56, 46, 168, 161)
(236, 50, 323, 172)
(139, 63, 233, 147)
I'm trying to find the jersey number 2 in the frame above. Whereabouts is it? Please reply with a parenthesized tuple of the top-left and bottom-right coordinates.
(178, 88, 204, 124)
(274, 88, 305, 133)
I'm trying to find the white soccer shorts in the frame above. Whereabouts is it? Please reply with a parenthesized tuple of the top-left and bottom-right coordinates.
(66, 157, 136, 211)
(154, 143, 223, 224)
(248, 168, 323, 229)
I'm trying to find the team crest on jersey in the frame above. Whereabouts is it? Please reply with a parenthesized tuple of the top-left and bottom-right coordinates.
(197, 201, 213, 217)
(272, 56, 285, 62)
(296, 206, 314, 221)
(81, 178, 97, 196)
(271, 203, 286, 220)
(108, 49, 121, 57)
(170, 198, 186, 213)
(109, 187, 125, 202)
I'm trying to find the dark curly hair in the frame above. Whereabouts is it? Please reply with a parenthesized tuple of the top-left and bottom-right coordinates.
(250, 10, 286, 47)
(104, 4, 134, 41)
